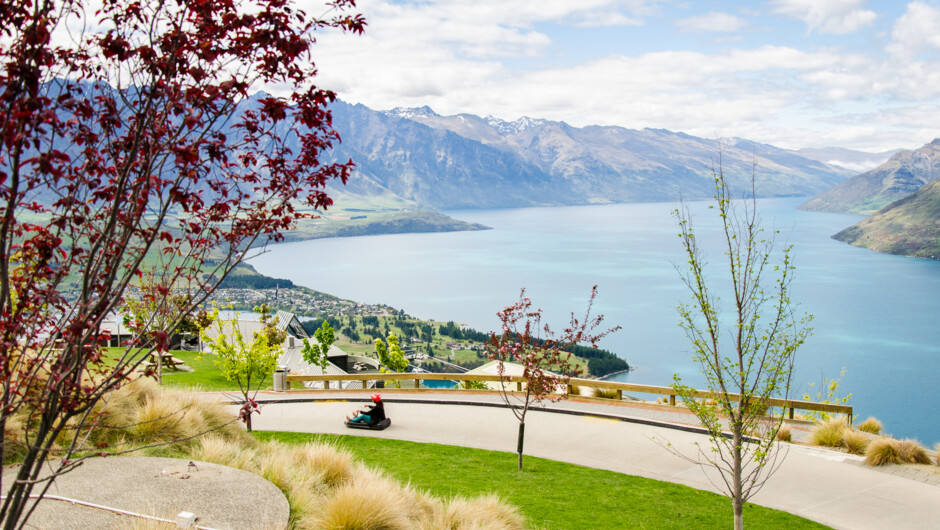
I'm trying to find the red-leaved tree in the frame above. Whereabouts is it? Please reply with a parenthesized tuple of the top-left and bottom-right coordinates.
(487, 286, 620, 470)
(0, 0, 364, 526)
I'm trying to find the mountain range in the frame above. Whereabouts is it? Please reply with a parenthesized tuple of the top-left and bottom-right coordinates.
(799, 139, 940, 214)
(322, 100, 855, 210)
(832, 177, 940, 260)
(797, 138, 940, 260)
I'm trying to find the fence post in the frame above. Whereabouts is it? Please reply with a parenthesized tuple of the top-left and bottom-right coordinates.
(517, 381, 522, 392)
(567, 384, 574, 396)
(324, 380, 330, 390)
(669, 394, 675, 406)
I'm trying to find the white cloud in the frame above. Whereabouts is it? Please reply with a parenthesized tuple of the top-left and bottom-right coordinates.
(573, 12, 644, 27)
(771, 0, 876, 34)
(303, 0, 940, 152)
(887, 1, 940, 60)
(676, 12, 747, 33)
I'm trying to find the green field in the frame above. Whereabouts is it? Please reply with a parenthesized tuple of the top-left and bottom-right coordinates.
(254, 431, 829, 530)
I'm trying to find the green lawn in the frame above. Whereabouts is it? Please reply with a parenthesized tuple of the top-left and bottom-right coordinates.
(253, 431, 829, 530)
(156, 349, 274, 392)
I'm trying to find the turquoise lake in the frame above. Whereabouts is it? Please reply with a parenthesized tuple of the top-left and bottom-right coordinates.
(250, 198, 940, 444)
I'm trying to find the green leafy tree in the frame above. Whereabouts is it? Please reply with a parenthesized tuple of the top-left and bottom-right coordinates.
(375, 334, 409, 374)
(301, 320, 336, 370)
(802, 368, 852, 421)
(200, 304, 285, 431)
(670, 169, 813, 530)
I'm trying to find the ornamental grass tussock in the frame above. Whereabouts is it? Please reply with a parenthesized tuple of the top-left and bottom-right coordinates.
(865, 437, 902, 466)
(776, 424, 792, 443)
(594, 388, 620, 400)
(842, 429, 870, 455)
(857, 416, 883, 435)
(862, 437, 932, 466)
(810, 417, 849, 448)
(896, 439, 932, 465)
(430, 493, 525, 530)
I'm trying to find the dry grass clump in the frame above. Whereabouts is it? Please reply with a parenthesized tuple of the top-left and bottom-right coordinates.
(864, 437, 931, 466)
(89, 377, 251, 453)
(776, 424, 792, 443)
(865, 438, 902, 466)
(936, 443, 940, 466)
(856, 416, 883, 435)
(593, 388, 620, 400)
(308, 470, 416, 529)
(842, 429, 870, 455)
(896, 439, 932, 465)
(4, 377, 251, 458)
(428, 493, 525, 530)
(810, 417, 848, 448)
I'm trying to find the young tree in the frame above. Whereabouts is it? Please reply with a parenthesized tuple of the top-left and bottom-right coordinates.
(487, 287, 619, 471)
(0, 0, 364, 526)
(200, 304, 285, 432)
(301, 320, 335, 370)
(671, 170, 813, 530)
(122, 270, 199, 383)
(374, 334, 409, 379)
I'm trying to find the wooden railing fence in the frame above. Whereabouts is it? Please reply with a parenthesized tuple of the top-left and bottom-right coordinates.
(284, 373, 852, 423)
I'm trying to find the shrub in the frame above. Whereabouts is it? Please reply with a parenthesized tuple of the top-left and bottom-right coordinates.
(459, 380, 489, 390)
(429, 493, 525, 530)
(936, 443, 940, 466)
(594, 388, 621, 400)
(810, 418, 848, 448)
(857, 417, 883, 435)
(865, 438, 902, 466)
(896, 439, 932, 465)
(776, 424, 792, 443)
(309, 471, 414, 529)
(842, 430, 870, 455)
(802, 367, 852, 421)
(568, 384, 582, 396)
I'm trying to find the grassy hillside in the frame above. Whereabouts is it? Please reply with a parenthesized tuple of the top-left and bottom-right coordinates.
(278, 207, 489, 243)
(800, 139, 940, 214)
(833, 178, 940, 260)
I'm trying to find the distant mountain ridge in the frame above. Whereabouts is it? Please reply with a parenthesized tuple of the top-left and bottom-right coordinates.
(796, 147, 898, 173)
(799, 139, 940, 214)
(833, 178, 940, 260)
(320, 100, 854, 210)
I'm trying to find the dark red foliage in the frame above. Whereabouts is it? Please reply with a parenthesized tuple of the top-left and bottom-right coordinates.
(0, 0, 364, 526)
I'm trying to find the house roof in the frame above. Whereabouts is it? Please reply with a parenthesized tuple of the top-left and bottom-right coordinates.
(201, 310, 309, 347)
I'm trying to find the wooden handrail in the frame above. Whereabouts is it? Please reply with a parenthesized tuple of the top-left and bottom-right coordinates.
(284, 372, 853, 423)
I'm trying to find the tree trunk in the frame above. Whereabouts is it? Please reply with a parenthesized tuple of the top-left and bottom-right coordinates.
(732, 431, 744, 530)
(517, 421, 525, 470)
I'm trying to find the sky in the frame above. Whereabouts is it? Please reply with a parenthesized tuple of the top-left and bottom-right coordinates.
(308, 0, 940, 153)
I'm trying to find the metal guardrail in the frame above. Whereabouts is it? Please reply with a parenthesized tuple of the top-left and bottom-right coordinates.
(284, 372, 853, 423)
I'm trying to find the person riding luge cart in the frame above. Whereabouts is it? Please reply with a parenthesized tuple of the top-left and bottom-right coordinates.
(345, 393, 391, 430)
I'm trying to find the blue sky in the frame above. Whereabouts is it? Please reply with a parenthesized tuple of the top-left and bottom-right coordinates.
(311, 0, 940, 152)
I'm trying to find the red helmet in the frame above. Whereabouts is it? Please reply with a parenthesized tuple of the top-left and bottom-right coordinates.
(371, 393, 382, 402)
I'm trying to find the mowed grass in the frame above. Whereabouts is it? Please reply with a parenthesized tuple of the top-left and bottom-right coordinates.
(253, 431, 829, 530)
(107, 348, 274, 392)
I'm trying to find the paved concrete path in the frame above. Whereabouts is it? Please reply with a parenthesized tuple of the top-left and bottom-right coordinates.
(1, 456, 289, 529)
(227, 390, 940, 530)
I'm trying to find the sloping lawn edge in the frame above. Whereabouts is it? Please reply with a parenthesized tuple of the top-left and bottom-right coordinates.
(254, 431, 829, 530)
